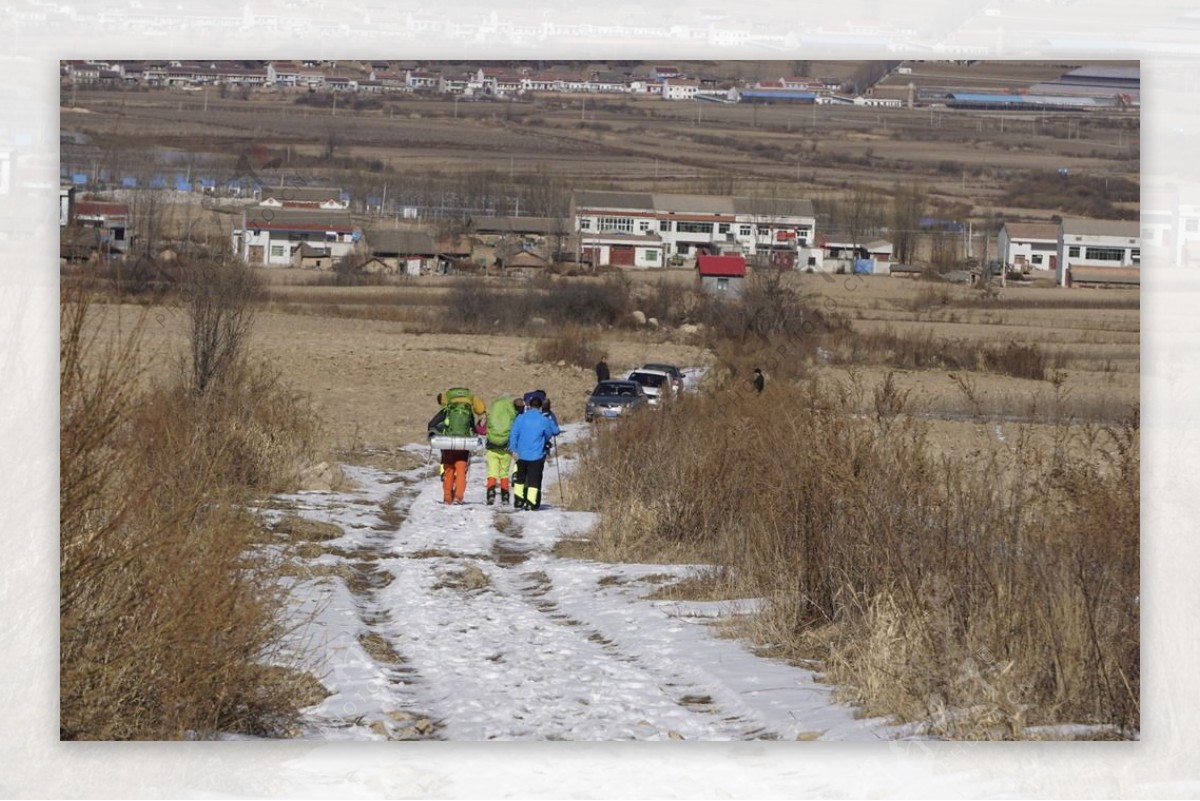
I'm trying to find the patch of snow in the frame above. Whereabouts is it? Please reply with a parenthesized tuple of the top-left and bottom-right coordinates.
(262, 423, 902, 741)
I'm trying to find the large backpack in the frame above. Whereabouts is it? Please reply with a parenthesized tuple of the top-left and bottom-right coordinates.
(440, 387, 475, 438)
(486, 396, 518, 448)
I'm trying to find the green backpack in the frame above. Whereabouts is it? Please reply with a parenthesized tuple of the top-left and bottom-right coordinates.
(441, 387, 475, 438)
(486, 396, 518, 448)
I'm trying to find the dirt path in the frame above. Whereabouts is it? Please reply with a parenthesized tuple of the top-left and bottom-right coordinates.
(264, 435, 894, 741)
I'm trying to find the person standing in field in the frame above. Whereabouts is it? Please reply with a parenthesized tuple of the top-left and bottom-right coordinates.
(753, 367, 765, 394)
(595, 355, 610, 383)
(508, 395, 560, 511)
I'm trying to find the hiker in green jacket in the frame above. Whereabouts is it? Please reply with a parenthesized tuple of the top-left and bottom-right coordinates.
(482, 394, 521, 505)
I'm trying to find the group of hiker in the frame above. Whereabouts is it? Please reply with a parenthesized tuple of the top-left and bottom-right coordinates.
(427, 388, 561, 510)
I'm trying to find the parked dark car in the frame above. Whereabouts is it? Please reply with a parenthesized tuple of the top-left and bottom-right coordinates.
(585, 380, 649, 422)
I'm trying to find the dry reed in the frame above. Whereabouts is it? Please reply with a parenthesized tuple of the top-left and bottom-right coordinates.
(60, 282, 320, 740)
(568, 376, 1138, 738)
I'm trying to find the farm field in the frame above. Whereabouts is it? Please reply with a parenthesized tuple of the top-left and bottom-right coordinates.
(85, 271, 1138, 465)
(62, 59, 1139, 237)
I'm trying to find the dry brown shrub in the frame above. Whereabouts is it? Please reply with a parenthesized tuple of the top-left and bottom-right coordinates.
(837, 326, 1063, 381)
(569, 378, 1139, 737)
(527, 324, 603, 370)
(60, 284, 320, 740)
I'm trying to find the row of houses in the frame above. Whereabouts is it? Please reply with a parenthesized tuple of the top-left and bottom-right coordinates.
(64, 60, 1139, 113)
(222, 189, 826, 274)
(63, 181, 1140, 288)
(685, 216, 1141, 293)
(62, 59, 843, 101)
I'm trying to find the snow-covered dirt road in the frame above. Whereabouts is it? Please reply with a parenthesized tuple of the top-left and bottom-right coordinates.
(258, 425, 897, 742)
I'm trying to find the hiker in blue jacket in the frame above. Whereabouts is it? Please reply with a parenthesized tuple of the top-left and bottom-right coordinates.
(526, 388, 558, 458)
(508, 395, 561, 511)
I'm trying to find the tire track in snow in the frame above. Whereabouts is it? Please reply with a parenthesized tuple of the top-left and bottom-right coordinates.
(497, 514, 785, 740)
(366, 479, 789, 740)
(272, 465, 444, 740)
(276, 446, 893, 742)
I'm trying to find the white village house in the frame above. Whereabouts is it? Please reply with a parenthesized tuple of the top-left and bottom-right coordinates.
(572, 190, 817, 268)
(999, 221, 1061, 273)
(259, 186, 348, 210)
(578, 232, 665, 268)
(1057, 218, 1140, 287)
(232, 207, 358, 267)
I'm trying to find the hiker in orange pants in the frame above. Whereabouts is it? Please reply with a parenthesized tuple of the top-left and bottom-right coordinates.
(428, 388, 487, 505)
(441, 449, 470, 505)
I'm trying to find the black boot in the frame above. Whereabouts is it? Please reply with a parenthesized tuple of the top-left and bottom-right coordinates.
(486, 486, 496, 506)
(500, 488, 510, 505)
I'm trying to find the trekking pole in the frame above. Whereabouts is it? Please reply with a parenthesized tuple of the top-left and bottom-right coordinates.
(553, 437, 564, 506)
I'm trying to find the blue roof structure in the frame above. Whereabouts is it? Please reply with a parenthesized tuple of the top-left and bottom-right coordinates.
(738, 89, 816, 102)
(946, 93, 1105, 108)
(919, 217, 964, 233)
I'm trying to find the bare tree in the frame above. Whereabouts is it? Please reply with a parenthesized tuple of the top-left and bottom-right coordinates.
(127, 182, 168, 259)
(850, 61, 902, 94)
(322, 126, 338, 161)
(889, 182, 927, 265)
(183, 255, 262, 395)
(518, 165, 572, 260)
(837, 183, 883, 268)
(929, 227, 959, 272)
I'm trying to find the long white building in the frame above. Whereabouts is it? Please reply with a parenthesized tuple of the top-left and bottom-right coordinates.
(571, 190, 816, 268)
(1058, 218, 1140, 287)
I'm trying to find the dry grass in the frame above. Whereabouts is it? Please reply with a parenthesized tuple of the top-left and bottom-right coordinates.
(527, 324, 604, 370)
(830, 326, 1065, 381)
(568, 375, 1139, 738)
(60, 282, 321, 740)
